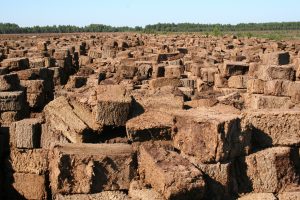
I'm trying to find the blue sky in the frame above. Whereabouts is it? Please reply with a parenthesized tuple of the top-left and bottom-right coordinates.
(1, 0, 300, 27)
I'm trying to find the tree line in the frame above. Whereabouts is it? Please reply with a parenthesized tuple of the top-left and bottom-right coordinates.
(1, 22, 300, 34)
(0, 23, 138, 34)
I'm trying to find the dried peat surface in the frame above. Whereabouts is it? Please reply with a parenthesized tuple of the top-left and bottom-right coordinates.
(0, 33, 299, 200)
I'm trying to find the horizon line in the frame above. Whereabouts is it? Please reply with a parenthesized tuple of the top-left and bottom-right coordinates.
(2, 21, 300, 28)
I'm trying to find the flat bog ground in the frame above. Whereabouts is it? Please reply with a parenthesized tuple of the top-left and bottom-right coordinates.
(0, 32, 300, 200)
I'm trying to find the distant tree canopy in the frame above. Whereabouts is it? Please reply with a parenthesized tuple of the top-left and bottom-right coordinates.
(144, 22, 300, 33)
(1, 22, 300, 34)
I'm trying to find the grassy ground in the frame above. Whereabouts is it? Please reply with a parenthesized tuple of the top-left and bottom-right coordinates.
(1, 30, 300, 41)
(145, 30, 300, 41)
(230, 30, 300, 41)
(206, 30, 300, 41)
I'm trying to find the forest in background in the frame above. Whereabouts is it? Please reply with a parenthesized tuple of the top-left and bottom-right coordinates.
(1, 22, 300, 34)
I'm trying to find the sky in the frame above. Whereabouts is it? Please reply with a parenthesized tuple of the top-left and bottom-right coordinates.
(1, 0, 300, 27)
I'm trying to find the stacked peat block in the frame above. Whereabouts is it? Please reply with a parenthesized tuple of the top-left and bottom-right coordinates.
(41, 83, 132, 149)
(6, 118, 48, 200)
(41, 96, 99, 149)
(75, 41, 87, 56)
(43, 85, 136, 198)
(170, 107, 251, 199)
(51, 49, 73, 85)
(68, 43, 91, 87)
(165, 64, 195, 98)
(236, 50, 300, 197)
(246, 51, 298, 109)
(0, 40, 52, 199)
(20, 80, 46, 111)
(94, 85, 132, 127)
(0, 74, 28, 124)
(126, 110, 174, 142)
(7, 49, 28, 59)
(191, 62, 219, 90)
(42, 80, 136, 199)
(235, 146, 300, 198)
(29, 57, 53, 69)
(1, 33, 300, 200)
(11, 42, 56, 110)
(235, 144, 299, 195)
(65, 75, 87, 89)
(215, 61, 249, 95)
(0, 48, 31, 199)
(138, 142, 206, 200)
(0, 57, 29, 73)
(128, 62, 205, 198)
(16, 66, 54, 111)
(101, 40, 118, 59)
(87, 48, 102, 60)
(48, 143, 136, 198)
(134, 62, 153, 81)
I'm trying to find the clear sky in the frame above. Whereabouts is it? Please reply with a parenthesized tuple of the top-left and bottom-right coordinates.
(1, 0, 300, 27)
